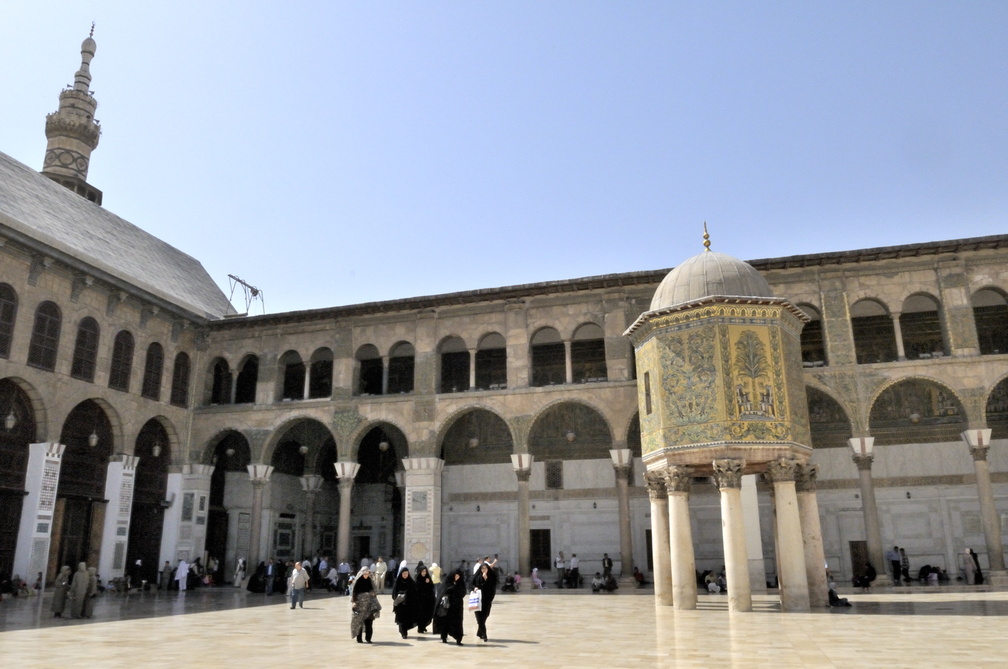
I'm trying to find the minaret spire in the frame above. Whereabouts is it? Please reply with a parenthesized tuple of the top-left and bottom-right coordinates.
(41, 27, 103, 205)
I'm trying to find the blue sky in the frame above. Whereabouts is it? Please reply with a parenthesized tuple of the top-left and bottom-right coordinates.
(2, 2, 1006, 315)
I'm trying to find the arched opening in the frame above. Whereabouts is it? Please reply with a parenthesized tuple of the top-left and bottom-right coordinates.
(278, 350, 306, 401)
(571, 323, 607, 383)
(972, 288, 1008, 355)
(353, 425, 406, 563)
(900, 294, 947, 359)
(50, 400, 114, 582)
(986, 377, 1008, 440)
(868, 379, 965, 445)
(440, 409, 513, 465)
(0, 283, 18, 359)
(355, 344, 382, 396)
(529, 401, 613, 494)
(234, 355, 259, 404)
(70, 317, 100, 382)
(308, 348, 333, 399)
(125, 419, 170, 586)
(170, 352, 191, 408)
(851, 299, 898, 364)
(627, 413, 642, 458)
(27, 301, 61, 371)
(387, 342, 415, 394)
(207, 358, 232, 405)
(0, 378, 35, 583)
(475, 333, 507, 390)
(439, 336, 470, 394)
(108, 330, 135, 392)
(141, 343, 164, 400)
(798, 304, 827, 367)
(206, 433, 252, 583)
(806, 387, 852, 448)
(530, 327, 564, 387)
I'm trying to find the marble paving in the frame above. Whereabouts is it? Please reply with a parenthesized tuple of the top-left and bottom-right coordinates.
(2, 586, 1007, 668)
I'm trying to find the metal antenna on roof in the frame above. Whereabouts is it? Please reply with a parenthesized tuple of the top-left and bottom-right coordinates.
(228, 274, 265, 314)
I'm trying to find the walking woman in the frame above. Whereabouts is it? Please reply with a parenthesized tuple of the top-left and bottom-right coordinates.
(415, 565, 436, 633)
(434, 568, 467, 646)
(471, 560, 498, 642)
(350, 566, 382, 643)
(391, 565, 418, 638)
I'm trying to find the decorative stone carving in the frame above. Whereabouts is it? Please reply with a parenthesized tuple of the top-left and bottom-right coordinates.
(764, 457, 799, 484)
(663, 465, 694, 493)
(28, 255, 53, 286)
(970, 446, 990, 462)
(712, 459, 745, 489)
(644, 470, 667, 500)
(851, 454, 874, 471)
(70, 273, 93, 302)
(795, 463, 819, 493)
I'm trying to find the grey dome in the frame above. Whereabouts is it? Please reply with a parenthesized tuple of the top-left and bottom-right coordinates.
(650, 250, 774, 311)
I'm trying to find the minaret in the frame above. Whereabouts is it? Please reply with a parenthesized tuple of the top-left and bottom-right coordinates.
(42, 25, 103, 205)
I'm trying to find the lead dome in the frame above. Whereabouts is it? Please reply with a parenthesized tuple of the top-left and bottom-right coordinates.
(649, 249, 774, 311)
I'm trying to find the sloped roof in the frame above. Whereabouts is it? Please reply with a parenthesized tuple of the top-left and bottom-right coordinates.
(0, 151, 234, 320)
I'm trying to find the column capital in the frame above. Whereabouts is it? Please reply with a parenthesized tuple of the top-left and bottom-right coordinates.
(712, 459, 745, 490)
(300, 474, 324, 493)
(794, 462, 820, 493)
(962, 428, 993, 461)
(851, 453, 874, 471)
(763, 457, 799, 484)
(970, 445, 990, 462)
(515, 468, 531, 483)
(664, 465, 694, 493)
(644, 470, 667, 500)
(247, 463, 273, 485)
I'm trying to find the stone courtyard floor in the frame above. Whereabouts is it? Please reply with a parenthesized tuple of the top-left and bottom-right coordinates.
(2, 584, 1006, 667)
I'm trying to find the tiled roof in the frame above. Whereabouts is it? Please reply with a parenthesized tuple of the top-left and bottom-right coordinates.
(0, 151, 234, 320)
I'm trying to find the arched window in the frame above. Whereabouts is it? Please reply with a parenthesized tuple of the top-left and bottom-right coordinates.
(70, 317, 100, 381)
(972, 288, 1008, 355)
(170, 353, 191, 407)
(108, 330, 135, 392)
(798, 304, 826, 366)
(0, 283, 17, 358)
(141, 342, 164, 400)
(355, 345, 382, 395)
(850, 299, 897, 364)
(308, 348, 333, 399)
(209, 358, 232, 405)
(279, 350, 305, 401)
(388, 342, 415, 394)
(234, 355, 259, 404)
(900, 294, 947, 359)
(439, 336, 469, 393)
(475, 333, 507, 390)
(571, 323, 607, 383)
(27, 301, 61, 371)
(530, 327, 564, 387)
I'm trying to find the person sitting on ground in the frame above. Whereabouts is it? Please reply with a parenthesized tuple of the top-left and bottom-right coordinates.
(591, 572, 605, 593)
(828, 582, 851, 607)
(513, 572, 521, 591)
(603, 573, 619, 591)
(852, 562, 877, 590)
(501, 572, 517, 592)
(531, 567, 545, 589)
(633, 567, 648, 588)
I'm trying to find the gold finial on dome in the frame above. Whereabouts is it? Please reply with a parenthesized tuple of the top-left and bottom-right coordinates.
(703, 221, 711, 251)
(90, 21, 95, 38)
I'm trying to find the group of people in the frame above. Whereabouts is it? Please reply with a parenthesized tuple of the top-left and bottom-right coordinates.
(50, 562, 98, 618)
(350, 555, 499, 645)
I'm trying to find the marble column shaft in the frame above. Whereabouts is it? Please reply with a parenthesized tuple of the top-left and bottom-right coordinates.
(614, 464, 634, 578)
(714, 459, 751, 612)
(666, 466, 697, 610)
(515, 469, 531, 576)
(644, 471, 672, 606)
(766, 458, 809, 612)
(336, 478, 354, 563)
(963, 429, 1006, 578)
(852, 452, 890, 585)
(796, 463, 829, 607)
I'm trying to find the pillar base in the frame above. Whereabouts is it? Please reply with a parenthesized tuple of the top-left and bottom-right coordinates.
(986, 570, 1008, 587)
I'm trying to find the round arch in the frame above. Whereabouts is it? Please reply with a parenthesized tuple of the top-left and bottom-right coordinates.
(806, 386, 853, 448)
(439, 406, 514, 465)
(528, 399, 614, 460)
(868, 377, 965, 445)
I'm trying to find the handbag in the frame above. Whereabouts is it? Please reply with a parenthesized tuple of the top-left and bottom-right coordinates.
(393, 592, 407, 607)
(467, 588, 482, 612)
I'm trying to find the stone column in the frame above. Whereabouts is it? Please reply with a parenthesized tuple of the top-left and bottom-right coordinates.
(741, 475, 767, 592)
(469, 349, 477, 390)
(381, 356, 389, 395)
(511, 453, 534, 576)
(13, 443, 65, 587)
(795, 463, 829, 607)
(610, 448, 634, 579)
(401, 457, 444, 566)
(891, 313, 906, 360)
(300, 474, 324, 557)
(334, 461, 360, 564)
(765, 458, 810, 612)
(247, 464, 273, 567)
(713, 458, 751, 612)
(850, 437, 890, 585)
(665, 465, 697, 610)
(564, 340, 573, 384)
(302, 363, 311, 400)
(962, 429, 1007, 584)
(644, 470, 672, 606)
